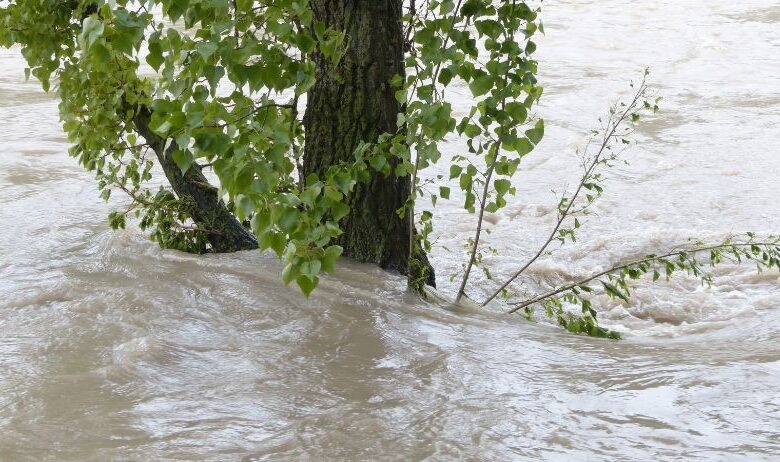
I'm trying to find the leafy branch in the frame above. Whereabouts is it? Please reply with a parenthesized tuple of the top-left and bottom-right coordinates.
(507, 236, 780, 338)
(455, 76, 510, 303)
(481, 71, 658, 307)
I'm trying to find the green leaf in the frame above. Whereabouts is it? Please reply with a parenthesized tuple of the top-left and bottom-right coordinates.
(203, 65, 225, 93)
(296, 275, 319, 297)
(526, 119, 545, 145)
(461, 0, 483, 16)
(108, 211, 126, 230)
(279, 208, 299, 233)
(459, 173, 473, 191)
(90, 42, 111, 64)
(505, 102, 528, 123)
(78, 17, 104, 51)
(171, 150, 193, 174)
(260, 231, 287, 256)
(438, 68, 454, 86)
(601, 281, 630, 302)
(494, 179, 511, 197)
(331, 201, 351, 221)
(282, 262, 298, 285)
(300, 259, 322, 278)
(469, 74, 494, 97)
(321, 245, 343, 273)
(514, 138, 534, 156)
(462, 123, 481, 139)
(300, 183, 322, 206)
(194, 130, 231, 156)
(196, 41, 218, 60)
(146, 39, 164, 71)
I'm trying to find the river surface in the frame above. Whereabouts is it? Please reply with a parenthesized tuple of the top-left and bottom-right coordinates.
(2, 1, 780, 460)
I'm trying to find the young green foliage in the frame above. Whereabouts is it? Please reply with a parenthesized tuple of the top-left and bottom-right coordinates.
(469, 74, 778, 339)
(509, 236, 780, 339)
(482, 73, 659, 308)
(398, 0, 545, 299)
(1, 0, 353, 296)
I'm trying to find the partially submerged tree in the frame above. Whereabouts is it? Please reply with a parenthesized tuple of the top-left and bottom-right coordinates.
(0, 0, 543, 294)
(2, 0, 778, 338)
(0, 0, 428, 288)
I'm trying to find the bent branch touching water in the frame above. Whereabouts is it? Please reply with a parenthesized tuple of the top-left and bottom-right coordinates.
(504, 238, 780, 338)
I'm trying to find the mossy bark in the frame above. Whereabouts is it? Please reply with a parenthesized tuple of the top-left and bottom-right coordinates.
(133, 104, 258, 253)
(304, 0, 435, 287)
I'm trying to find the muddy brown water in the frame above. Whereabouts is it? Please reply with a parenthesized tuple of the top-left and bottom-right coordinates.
(1, 1, 780, 460)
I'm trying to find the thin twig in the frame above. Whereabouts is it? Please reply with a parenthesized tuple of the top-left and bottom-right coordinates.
(481, 78, 648, 307)
(455, 1, 516, 303)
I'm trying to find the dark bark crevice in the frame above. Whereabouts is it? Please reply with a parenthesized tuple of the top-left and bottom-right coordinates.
(304, 0, 435, 287)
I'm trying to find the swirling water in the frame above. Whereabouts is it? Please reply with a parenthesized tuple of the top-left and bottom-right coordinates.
(1, 1, 779, 460)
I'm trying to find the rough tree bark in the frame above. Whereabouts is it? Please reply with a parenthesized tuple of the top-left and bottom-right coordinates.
(133, 104, 258, 253)
(303, 0, 435, 287)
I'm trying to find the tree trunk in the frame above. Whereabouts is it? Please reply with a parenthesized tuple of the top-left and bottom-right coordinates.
(303, 0, 435, 287)
(133, 104, 258, 253)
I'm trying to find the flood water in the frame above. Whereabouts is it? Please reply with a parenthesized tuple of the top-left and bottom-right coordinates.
(1, 1, 780, 460)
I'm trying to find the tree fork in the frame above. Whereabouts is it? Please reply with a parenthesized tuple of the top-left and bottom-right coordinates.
(303, 0, 435, 287)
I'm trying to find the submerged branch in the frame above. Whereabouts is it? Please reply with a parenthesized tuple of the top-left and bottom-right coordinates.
(508, 240, 780, 314)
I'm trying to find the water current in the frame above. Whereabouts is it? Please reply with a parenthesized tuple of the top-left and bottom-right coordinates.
(1, 1, 779, 459)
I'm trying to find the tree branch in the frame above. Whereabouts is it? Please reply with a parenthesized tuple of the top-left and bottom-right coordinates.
(481, 76, 649, 307)
(507, 241, 780, 314)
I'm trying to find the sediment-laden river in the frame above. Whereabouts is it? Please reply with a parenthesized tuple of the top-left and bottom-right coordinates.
(1, 1, 779, 459)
